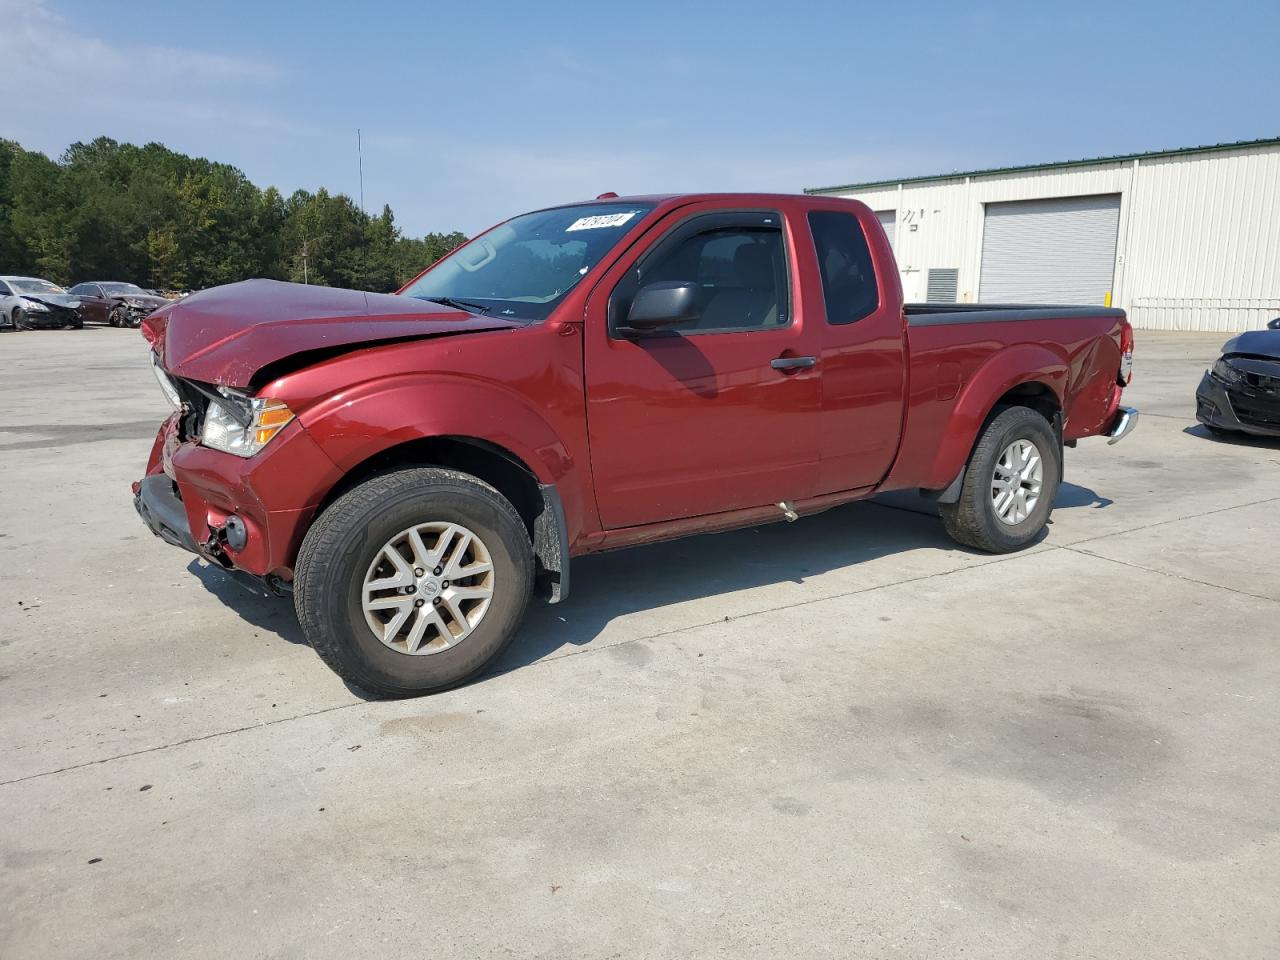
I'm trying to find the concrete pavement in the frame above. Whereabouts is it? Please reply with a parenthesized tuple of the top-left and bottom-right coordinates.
(1, 327, 1277, 958)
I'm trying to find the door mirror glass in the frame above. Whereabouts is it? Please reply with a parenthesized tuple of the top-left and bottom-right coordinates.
(622, 281, 701, 334)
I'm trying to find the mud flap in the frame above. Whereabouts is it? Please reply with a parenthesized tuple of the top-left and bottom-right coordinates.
(534, 483, 570, 603)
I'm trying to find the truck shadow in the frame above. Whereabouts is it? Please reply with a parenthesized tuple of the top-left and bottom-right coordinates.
(187, 481, 1112, 696)
(491, 481, 1109, 678)
(187, 560, 308, 645)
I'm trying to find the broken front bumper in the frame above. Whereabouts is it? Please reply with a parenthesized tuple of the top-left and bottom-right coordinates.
(24, 306, 81, 328)
(132, 412, 345, 580)
(134, 475, 200, 554)
(1196, 371, 1280, 438)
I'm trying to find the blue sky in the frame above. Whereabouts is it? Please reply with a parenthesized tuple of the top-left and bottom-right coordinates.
(6, 0, 1278, 236)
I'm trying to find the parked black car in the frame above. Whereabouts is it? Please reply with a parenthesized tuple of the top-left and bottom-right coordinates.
(1196, 319, 1280, 438)
(67, 282, 173, 327)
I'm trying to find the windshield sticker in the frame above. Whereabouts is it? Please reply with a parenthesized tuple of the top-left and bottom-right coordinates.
(566, 212, 637, 232)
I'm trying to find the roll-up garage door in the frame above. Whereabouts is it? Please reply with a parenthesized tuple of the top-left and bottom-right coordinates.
(979, 194, 1120, 304)
(875, 210, 896, 249)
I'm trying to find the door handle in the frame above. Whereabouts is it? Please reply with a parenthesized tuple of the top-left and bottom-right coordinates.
(771, 355, 817, 371)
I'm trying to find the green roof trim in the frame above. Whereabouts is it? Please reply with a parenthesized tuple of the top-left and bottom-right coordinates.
(804, 136, 1280, 196)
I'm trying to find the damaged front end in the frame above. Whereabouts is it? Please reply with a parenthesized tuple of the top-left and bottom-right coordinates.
(1197, 353, 1280, 437)
(119, 299, 162, 327)
(20, 296, 83, 328)
(133, 278, 528, 590)
(133, 356, 340, 594)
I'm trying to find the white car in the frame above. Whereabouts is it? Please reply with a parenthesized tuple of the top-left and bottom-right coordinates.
(0, 276, 84, 330)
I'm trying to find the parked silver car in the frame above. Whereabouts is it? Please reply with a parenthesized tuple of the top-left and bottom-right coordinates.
(0, 276, 84, 330)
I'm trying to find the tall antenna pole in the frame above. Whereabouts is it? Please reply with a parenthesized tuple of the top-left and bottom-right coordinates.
(357, 128, 365, 216)
(357, 128, 367, 286)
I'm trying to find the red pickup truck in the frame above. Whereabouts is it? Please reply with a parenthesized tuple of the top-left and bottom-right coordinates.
(135, 193, 1137, 697)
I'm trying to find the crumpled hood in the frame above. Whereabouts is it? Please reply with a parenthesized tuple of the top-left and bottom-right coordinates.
(24, 294, 81, 310)
(119, 294, 172, 310)
(143, 279, 524, 387)
(1221, 329, 1280, 361)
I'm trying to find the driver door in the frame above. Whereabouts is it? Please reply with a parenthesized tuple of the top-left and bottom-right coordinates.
(73, 285, 108, 324)
(584, 204, 822, 529)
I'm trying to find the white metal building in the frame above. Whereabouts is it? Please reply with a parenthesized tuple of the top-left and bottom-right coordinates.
(805, 137, 1280, 332)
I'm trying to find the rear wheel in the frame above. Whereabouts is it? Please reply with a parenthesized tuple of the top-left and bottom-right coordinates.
(941, 406, 1061, 553)
(294, 467, 534, 698)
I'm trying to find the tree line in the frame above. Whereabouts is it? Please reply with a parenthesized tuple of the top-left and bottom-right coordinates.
(0, 137, 467, 293)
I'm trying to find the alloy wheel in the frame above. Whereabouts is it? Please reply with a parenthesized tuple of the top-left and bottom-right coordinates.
(991, 438, 1043, 525)
(361, 521, 495, 655)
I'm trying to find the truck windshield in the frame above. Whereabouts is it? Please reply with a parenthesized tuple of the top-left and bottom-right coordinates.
(401, 202, 655, 321)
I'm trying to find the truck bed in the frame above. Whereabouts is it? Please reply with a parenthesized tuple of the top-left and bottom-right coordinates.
(905, 303, 1127, 326)
(882, 301, 1130, 493)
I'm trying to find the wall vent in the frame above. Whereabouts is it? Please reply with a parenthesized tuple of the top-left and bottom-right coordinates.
(926, 268, 959, 303)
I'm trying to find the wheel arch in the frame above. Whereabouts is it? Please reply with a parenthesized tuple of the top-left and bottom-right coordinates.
(921, 344, 1068, 496)
(314, 434, 570, 602)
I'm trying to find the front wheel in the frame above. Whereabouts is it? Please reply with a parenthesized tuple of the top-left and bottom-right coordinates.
(12, 308, 29, 331)
(294, 467, 534, 698)
(940, 406, 1061, 553)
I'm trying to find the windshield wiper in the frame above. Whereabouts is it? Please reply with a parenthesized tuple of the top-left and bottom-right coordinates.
(418, 296, 491, 315)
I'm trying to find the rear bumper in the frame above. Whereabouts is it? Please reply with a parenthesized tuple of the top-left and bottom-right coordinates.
(1105, 405, 1139, 444)
(1196, 371, 1280, 438)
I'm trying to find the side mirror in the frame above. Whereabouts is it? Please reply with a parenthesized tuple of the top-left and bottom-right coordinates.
(621, 281, 700, 335)
(1268, 317, 1280, 330)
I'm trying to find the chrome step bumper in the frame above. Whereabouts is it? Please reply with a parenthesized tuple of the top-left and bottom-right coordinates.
(1106, 405, 1139, 445)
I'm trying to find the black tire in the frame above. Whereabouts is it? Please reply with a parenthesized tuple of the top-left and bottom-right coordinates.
(12, 308, 28, 331)
(940, 406, 1061, 553)
(108, 307, 124, 328)
(294, 467, 534, 698)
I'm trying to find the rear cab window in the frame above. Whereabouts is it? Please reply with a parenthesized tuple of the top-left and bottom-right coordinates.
(808, 210, 879, 325)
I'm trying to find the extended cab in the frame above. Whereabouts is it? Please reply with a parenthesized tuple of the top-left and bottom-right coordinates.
(134, 194, 1137, 697)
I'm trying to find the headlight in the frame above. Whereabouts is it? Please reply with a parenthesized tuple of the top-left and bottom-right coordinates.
(1212, 358, 1245, 385)
(150, 353, 182, 409)
(23, 299, 49, 312)
(201, 389, 295, 458)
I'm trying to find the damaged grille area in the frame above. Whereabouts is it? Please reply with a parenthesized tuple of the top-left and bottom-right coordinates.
(25, 300, 81, 326)
(162, 370, 213, 441)
(1221, 356, 1280, 429)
